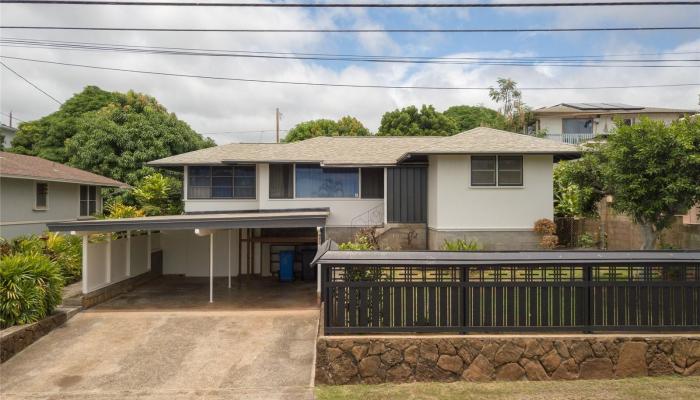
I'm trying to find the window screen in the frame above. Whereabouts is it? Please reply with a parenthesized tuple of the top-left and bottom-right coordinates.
(498, 156, 523, 186)
(361, 168, 384, 199)
(188, 166, 212, 199)
(471, 156, 497, 186)
(295, 164, 359, 198)
(35, 182, 48, 209)
(233, 166, 256, 199)
(269, 163, 294, 199)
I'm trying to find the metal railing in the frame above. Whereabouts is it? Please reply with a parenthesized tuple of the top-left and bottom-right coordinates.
(350, 204, 385, 228)
(545, 133, 597, 145)
(321, 252, 700, 334)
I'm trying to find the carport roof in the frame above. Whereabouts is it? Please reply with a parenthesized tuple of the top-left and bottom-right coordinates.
(47, 209, 329, 232)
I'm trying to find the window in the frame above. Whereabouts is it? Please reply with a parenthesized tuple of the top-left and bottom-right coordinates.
(562, 118, 593, 134)
(187, 165, 256, 199)
(471, 155, 523, 187)
(234, 166, 256, 199)
(361, 168, 384, 199)
(295, 164, 359, 198)
(497, 156, 523, 186)
(35, 182, 48, 210)
(80, 185, 97, 216)
(470, 156, 497, 186)
(269, 163, 294, 199)
(622, 118, 633, 126)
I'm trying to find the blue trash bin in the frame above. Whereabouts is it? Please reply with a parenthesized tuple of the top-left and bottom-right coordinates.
(279, 251, 295, 282)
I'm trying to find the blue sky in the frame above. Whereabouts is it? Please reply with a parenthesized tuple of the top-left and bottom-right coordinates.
(1, 2, 699, 143)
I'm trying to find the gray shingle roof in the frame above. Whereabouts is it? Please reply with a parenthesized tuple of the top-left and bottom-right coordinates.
(148, 128, 579, 167)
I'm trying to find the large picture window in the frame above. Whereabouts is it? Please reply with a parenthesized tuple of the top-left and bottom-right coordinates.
(269, 163, 294, 199)
(471, 155, 523, 187)
(80, 185, 97, 216)
(187, 165, 256, 199)
(295, 164, 359, 198)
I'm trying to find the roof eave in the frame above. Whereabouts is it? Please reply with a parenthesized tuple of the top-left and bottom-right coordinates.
(0, 173, 130, 188)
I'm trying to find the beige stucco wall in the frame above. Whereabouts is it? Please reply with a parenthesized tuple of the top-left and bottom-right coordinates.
(427, 154, 553, 232)
(183, 164, 384, 227)
(0, 177, 102, 238)
(538, 113, 682, 136)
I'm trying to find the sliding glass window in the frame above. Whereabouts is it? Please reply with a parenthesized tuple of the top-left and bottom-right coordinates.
(295, 164, 359, 198)
(269, 163, 294, 199)
(187, 165, 256, 199)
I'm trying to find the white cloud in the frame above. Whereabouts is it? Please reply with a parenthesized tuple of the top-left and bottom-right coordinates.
(1, 3, 698, 144)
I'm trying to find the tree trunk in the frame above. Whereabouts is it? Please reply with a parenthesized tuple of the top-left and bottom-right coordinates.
(640, 224, 657, 250)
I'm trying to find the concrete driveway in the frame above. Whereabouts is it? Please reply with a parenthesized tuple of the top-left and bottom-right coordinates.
(0, 307, 319, 399)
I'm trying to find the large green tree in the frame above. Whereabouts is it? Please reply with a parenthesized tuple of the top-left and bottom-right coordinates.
(443, 105, 507, 132)
(10, 86, 214, 185)
(377, 105, 458, 136)
(601, 117, 700, 249)
(284, 116, 369, 142)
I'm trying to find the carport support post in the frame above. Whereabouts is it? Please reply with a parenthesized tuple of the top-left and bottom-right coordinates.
(210, 233, 214, 303)
(126, 230, 131, 277)
(227, 229, 232, 289)
(81, 234, 88, 294)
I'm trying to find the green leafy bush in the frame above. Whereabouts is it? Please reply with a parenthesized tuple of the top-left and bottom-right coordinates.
(577, 233, 596, 248)
(0, 234, 82, 284)
(338, 228, 378, 251)
(442, 238, 481, 251)
(0, 252, 64, 328)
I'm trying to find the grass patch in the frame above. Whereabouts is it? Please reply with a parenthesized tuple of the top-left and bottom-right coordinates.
(316, 376, 700, 400)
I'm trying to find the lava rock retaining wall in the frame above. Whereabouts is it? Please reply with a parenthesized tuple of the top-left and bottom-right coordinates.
(315, 336, 700, 384)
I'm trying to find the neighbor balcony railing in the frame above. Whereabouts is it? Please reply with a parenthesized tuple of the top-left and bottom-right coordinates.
(318, 251, 700, 334)
(545, 132, 597, 145)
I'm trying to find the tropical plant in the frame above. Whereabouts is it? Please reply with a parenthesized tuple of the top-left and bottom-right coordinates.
(441, 238, 481, 251)
(44, 233, 82, 283)
(377, 105, 458, 136)
(132, 173, 182, 216)
(104, 201, 146, 219)
(553, 154, 606, 217)
(554, 183, 583, 218)
(284, 116, 370, 142)
(338, 228, 378, 251)
(489, 78, 522, 121)
(0, 252, 64, 328)
(577, 233, 596, 248)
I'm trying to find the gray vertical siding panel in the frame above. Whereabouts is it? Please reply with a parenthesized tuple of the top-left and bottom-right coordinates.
(387, 166, 427, 223)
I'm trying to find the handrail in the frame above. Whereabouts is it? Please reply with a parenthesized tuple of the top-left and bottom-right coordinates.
(350, 203, 384, 227)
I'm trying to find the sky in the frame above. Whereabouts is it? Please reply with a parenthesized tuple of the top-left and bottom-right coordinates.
(1, 1, 699, 144)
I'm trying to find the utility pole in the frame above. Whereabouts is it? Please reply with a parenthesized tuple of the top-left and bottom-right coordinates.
(9, 111, 12, 128)
(275, 108, 281, 143)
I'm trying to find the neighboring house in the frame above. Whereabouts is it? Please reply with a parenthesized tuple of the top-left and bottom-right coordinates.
(1, 124, 17, 149)
(0, 152, 128, 239)
(534, 103, 696, 144)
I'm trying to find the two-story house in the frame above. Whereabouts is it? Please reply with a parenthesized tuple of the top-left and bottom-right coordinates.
(534, 103, 696, 144)
(0, 152, 128, 238)
(47, 127, 579, 302)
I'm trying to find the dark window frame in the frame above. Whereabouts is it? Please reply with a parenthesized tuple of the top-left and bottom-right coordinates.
(361, 167, 385, 199)
(470, 155, 524, 187)
(269, 163, 294, 199)
(187, 165, 257, 200)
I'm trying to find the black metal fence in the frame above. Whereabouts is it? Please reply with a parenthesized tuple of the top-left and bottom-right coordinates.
(320, 252, 700, 334)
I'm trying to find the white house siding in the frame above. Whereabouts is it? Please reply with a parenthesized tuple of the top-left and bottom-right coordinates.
(183, 164, 384, 228)
(426, 154, 552, 250)
(0, 177, 101, 238)
(83, 232, 154, 293)
(539, 113, 681, 136)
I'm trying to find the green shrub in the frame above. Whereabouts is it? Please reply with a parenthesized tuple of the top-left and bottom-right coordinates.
(442, 238, 481, 251)
(45, 233, 82, 284)
(577, 233, 596, 248)
(338, 228, 378, 251)
(0, 252, 64, 328)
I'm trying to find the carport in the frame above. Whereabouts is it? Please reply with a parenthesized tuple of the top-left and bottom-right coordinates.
(47, 209, 329, 304)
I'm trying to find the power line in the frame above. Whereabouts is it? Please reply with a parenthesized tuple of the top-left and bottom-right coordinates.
(1, 26, 698, 33)
(3, 36, 698, 61)
(1, 111, 26, 123)
(2, 39, 699, 67)
(0, 61, 62, 105)
(1, 1, 698, 7)
(3, 55, 699, 91)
